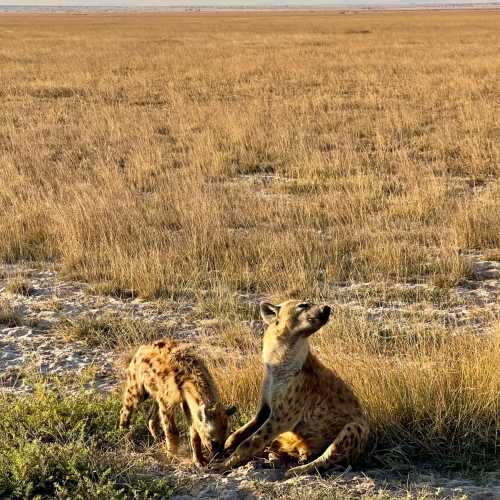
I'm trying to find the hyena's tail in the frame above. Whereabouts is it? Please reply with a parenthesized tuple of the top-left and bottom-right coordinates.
(285, 420, 369, 477)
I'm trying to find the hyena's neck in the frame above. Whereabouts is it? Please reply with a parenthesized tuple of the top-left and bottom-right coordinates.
(262, 328, 310, 374)
(182, 370, 219, 419)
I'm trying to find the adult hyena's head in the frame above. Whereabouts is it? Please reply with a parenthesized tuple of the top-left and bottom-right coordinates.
(196, 403, 237, 459)
(260, 299, 331, 339)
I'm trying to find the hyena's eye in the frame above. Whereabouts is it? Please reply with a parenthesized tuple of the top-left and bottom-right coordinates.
(297, 302, 310, 310)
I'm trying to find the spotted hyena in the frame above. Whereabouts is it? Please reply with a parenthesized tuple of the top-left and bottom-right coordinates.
(219, 300, 369, 477)
(119, 339, 236, 467)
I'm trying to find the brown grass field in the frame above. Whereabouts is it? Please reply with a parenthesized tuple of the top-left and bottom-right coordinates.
(0, 10, 499, 497)
(1, 11, 499, 295)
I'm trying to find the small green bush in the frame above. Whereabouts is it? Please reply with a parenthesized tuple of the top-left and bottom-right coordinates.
(0, 386, 178, 499)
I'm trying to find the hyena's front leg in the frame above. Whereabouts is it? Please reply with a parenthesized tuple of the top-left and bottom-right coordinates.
(119, 374, 146, 429)
(224, 403, 270, 454)
(190, 426, 206, 467)
(220, 415, 293, 470)
(157, 400, 180, 457)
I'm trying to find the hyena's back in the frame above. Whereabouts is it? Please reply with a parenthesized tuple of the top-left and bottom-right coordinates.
(122, 339, 212, 408)
(120, 339, 219, 429)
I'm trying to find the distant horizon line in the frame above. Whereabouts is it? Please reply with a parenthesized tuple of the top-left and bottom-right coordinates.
(1, 1, 500, 9)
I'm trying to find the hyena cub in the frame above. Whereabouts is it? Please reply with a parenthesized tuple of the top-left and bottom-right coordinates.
(119, 339, 236, 466)
(220, 300, 369, 477)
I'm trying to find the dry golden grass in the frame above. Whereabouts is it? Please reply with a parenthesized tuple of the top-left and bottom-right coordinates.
(0, 299, 24, 327)
(5, 276, 34, 296)
(1, 11, 499, 476)
(1, 11, 499, 299)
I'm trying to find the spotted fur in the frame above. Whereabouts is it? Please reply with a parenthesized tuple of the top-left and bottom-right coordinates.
(220, 300, 369, 477)
(119, 339, 236, 466)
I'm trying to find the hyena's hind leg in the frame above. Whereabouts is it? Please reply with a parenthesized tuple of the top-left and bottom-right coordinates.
(285, 421, 369, 478)
(119, 374, 147, 429)
(147, 401, 162, 440)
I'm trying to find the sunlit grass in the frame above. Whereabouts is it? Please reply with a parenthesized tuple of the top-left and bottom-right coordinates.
(0, 11, 498, 300)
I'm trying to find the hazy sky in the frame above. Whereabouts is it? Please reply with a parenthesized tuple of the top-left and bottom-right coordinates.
(0, 0, 495, 6)
(0, 0, 495, 5)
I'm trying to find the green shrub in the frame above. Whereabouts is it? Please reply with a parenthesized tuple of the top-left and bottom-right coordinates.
(0, 386, 178, 499)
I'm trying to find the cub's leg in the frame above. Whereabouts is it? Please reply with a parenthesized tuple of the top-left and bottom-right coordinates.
(147, 401, 162, 440)
(157, 400, 180, 457)
(285, 421, 369, 477)
(190, 426, 206, 467)
(224, 403, 270, 454)
(119, 373, 146, 429)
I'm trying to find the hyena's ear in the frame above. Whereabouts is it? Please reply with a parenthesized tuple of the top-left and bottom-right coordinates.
(260, 302, 280, 325)
(225, 405, 237, 417)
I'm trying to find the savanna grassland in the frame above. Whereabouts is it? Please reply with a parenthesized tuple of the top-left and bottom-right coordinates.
(0, 10, 499, 498)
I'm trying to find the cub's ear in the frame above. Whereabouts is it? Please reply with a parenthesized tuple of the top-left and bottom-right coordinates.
(260, 302, 280, 325)
(225, 405, 237, 417)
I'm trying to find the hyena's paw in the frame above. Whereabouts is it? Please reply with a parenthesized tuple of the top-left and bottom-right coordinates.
(193, 457, 208, 468)
(284, 464, 312, 478)
(223, 433, 240, 454)
(209, 459, 231, 473)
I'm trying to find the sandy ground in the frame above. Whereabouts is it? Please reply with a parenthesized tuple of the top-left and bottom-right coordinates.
(0, 258, 499, 498)
(138, 454, 500, 499)
(183, 467, 500, 499)
(1, 257, 498, 394)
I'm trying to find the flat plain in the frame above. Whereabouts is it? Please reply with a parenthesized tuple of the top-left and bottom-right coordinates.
(0, 10, 499, 499)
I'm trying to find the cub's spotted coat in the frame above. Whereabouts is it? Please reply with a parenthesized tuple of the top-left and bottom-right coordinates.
(119, 339, 236, 466)
(221, 300, 369, 477)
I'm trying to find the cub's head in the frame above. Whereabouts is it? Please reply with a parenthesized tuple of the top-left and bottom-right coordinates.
(196, 402, 237, 459)
(260, 300, 331, 338)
